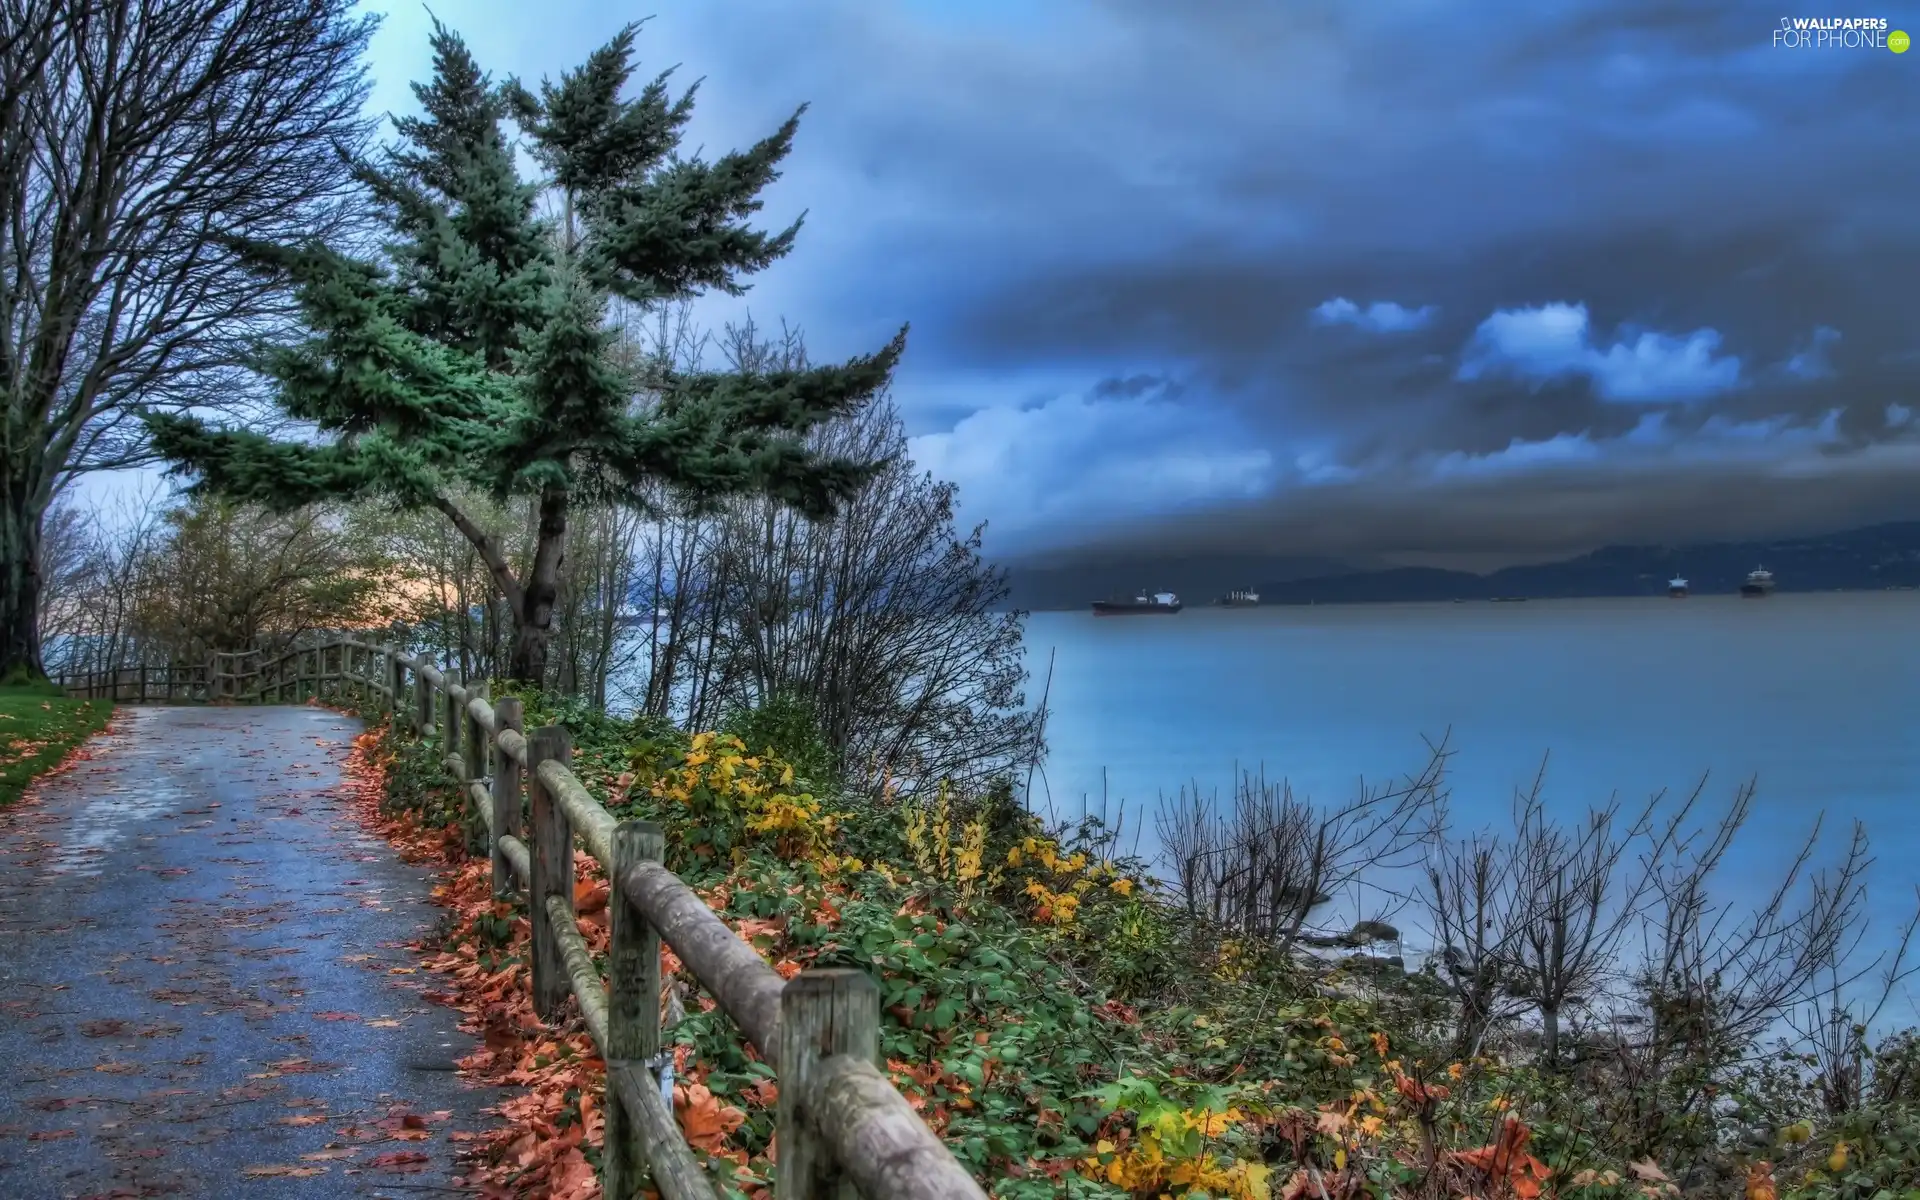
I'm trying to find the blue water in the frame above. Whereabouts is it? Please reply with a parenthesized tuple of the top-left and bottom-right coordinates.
(1024, 593, 1920, 1009)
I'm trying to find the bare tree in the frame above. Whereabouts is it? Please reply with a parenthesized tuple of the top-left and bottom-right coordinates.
(1423, 829, 1529, 1060)
(1605, 781, 1873, 1160)
(610, 312, 1038, 790)
(1791, 887, 1920, 1116)
(0, 0, 376, 678)
(38, 482, 167, 677)
(1505, 768, 1657, 1067)
(1157, 744, 1448, 955)
(551, 501, 645, 709)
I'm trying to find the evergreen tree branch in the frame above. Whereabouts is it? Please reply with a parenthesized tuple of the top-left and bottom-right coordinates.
(142, 412, 380, 508)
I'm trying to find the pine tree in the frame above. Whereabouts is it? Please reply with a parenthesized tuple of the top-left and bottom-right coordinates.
(144, 22, 905, 685)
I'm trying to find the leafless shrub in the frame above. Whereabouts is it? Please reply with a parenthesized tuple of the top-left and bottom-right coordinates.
(39, 485, 167, 677)
(1423, 829, 1529, 1059)
(1791, 887, 1920, 1116)
(1596, 778, 1874, 1158)
(1157, 743, 1448, 954)
(1506, 767, 1659, 1067)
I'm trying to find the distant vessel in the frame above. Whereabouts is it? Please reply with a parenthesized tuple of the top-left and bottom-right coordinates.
(1092, 590, 1182, 615)
(1740, 567, 1776, 598)
(1216, 589, 1261, 607)
(1490, 596, 1528, 603)
(1668, 576, 1689, 598)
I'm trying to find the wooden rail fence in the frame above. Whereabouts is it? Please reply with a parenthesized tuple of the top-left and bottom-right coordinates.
(64, 641, 988, 1200)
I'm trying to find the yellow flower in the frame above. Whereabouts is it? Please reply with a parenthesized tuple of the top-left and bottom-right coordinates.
(1111, 878, 1135, 896)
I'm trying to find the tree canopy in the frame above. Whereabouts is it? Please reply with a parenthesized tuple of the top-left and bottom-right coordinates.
(145, 21, 905, 682)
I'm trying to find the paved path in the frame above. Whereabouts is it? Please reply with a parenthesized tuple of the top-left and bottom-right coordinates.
(0, 706, 494, 1199)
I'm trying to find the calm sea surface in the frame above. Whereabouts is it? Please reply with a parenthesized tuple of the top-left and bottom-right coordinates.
(1024, 593, 1920, 992)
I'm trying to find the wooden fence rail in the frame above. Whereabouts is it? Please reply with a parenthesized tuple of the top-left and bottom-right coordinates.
(114, 638, 989, 1200)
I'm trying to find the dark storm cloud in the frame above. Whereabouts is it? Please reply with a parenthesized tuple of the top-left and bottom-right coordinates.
(883, 0, 1920, 561)
(397, 0, 1920, 564)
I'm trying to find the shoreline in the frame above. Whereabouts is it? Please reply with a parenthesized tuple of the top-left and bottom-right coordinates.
(1007, 585, 1920, 614)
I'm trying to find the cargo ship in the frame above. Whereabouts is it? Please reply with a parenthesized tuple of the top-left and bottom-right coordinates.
(1092, 590, 1182, 615)
(1668, 576, 1688, 598)
(1740, 567, 1775, 598)
(1216, 588, 1261, 607)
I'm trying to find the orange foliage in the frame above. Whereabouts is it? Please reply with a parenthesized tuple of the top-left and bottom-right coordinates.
(340, 729, 604, 1199)
(1449, 1116, 1552, 1199)
(333, 724, 821, 1197)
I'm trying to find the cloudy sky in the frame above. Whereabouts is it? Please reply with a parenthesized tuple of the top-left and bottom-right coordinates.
(357, 0, 1920, 569)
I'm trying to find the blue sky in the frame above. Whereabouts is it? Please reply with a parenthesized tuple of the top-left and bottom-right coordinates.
(332, 2, 1920, 566)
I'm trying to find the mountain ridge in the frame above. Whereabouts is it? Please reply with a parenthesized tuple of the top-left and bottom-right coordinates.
(1003, 522, 1920, 609)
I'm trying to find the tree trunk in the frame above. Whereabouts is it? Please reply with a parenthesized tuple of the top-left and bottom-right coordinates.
(0, 475, 46, 683)
(506, 488, 569, 687)
(1541, 1004, 1561, 1067)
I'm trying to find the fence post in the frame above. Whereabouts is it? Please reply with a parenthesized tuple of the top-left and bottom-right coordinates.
(462, 681, 490, 857)
(389, 652, 406, 731)
(443, 675, 462, 766)
(413, 662, 432, 737)
(527, 725, 574, 1020)
(777, 969, 881, 1198)
(490, 697, 524, 896)
(604, 820, 665, 1200)
(463, 681, 488, 780)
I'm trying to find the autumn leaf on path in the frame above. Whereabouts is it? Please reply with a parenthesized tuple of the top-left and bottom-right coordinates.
(79, 1019, 130, 1037)
(549, 1147, 598, 1200)
(241, 1164, 328, 1178)
(367, 1150, 431, 1172)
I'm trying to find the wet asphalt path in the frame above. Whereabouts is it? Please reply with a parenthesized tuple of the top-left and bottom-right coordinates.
(0, 706, 495, 1199)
